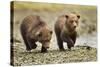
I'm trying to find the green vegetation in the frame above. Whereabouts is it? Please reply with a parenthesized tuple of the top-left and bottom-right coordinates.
(13, 1, 96, 12)
(14, 46, 97, 66)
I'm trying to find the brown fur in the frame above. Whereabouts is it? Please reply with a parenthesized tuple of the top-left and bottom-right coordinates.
(20, 15, 52, 52)
(54, 13, 80, 50)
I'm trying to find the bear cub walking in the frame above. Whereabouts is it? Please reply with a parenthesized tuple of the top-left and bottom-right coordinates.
(20, 15, 52, 52)
(54, 13, 80, 51)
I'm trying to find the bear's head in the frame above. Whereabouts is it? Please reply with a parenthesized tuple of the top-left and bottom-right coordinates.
(36, 26, 53, 49)
(65, 13, 80, 32)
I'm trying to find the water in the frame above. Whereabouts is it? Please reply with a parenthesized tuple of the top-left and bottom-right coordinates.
(76, 32, 97, 48)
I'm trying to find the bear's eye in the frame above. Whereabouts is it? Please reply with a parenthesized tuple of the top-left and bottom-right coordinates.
(38, 32, 42, 37)
(75, 21, 78, 23)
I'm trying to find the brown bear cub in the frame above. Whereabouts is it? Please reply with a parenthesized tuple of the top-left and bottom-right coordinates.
(20, 15, 52, 52)
(54, 13, 80, 51)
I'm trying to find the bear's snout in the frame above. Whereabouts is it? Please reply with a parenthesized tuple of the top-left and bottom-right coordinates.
(42, 42, 50, 49)
(74, 25, 76, 28)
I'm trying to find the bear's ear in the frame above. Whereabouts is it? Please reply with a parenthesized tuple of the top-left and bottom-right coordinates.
(65, 15, 69, 19)
(77, 15, 80, 19)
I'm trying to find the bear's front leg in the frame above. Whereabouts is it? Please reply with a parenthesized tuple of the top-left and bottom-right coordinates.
(41, 46, 48, 53)
(26, 38, 37, 51)
(61, 33, 74, 50)
(68, 32, 77, 50)
(65, 38, 74, 50)
(29, 39, 37, 49)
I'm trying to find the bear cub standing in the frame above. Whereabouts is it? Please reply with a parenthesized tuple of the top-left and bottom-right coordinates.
(54, 13, 80, 51)
(20, 15, 52, 52)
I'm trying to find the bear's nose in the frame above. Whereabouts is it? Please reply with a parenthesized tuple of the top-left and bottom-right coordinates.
(46, 46, 49, 49)
(74, 26, 76, 28)
(73, 22, 77, 28)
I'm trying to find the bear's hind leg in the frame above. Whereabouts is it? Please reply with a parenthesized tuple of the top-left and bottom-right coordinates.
(21, 34, 32, 51)
(57, 36, 65, 51)
(23, 37, 32, 51)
